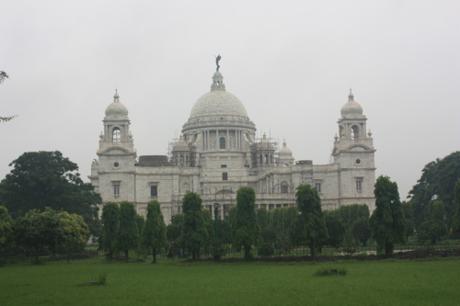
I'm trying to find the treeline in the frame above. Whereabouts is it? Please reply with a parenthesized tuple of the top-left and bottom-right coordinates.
(98, 176, 411, 261)
(0, 206, 89, 264)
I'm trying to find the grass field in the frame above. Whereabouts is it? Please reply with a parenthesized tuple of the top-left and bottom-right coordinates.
(1, 257, 459, 306)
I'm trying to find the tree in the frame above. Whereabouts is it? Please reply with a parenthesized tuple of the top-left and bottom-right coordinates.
(324, 211, 345, 248)
(417, 200, 447, 244)
(370, 176, 406, 256)
(55, 211, 90, 260)
(0, 70, 16, 123)
(117, 202, 139, 261)
(182, 192, 208, 260)
(409, 152, 460, 231)
(352, 217, 371, 246)
(0, 151, 101, 235)
(101, 203, 120, 260)
(296, 184, 328, 258)
(166, 214, 184, 258)
(453, 180, 460, 235)
(142, 201, 166, 263)
(0, 206, 13, 263)
(234, 187, 258, 260)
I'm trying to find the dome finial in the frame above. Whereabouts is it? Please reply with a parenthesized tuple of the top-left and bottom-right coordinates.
(114, 89, 120, 103)
(215, 54, 222, 72)
(348, 88, 354, 102)
(211, 56, 225, 91)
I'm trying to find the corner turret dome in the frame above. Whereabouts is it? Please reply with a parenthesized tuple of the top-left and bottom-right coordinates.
(105, 90, 128, 120)
(279, 140, 293, 156)
(341, 90, 364, 118)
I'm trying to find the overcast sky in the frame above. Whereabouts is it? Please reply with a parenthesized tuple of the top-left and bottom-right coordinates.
(1, 0, 459, 198)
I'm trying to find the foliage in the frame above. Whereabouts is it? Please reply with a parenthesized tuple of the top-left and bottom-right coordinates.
(370, 176, 406, 256)
(142, 201, 166, 263)
(408, 151, 460, 231)
(324, 212, 345, 248)
(234, 187, 258, 260)
(14, 208, 89, 263)
(117, 202, 139, 260)
(100, 203, 120, 259)
(296, 184, 328, 258)
(0, 206, 13, 262)
(166, 214, 184, 258)
(453, 180, 460, 235)
(352, 217, 371, 247)
(182, 192, 208, 260)
(417, 200, 447, 244)
(0, 151, 101, 236)
(55, 211, 90, 260)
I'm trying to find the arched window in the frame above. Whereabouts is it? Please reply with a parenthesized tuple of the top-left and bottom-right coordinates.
(351, 125, 359, 140)
(112, 127, 121, 144)
(339, 125, 344, 137)
(219, 137, 226, 149)
(280, 181, 289, 194)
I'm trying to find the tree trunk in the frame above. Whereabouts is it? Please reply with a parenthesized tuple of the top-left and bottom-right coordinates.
(125, 249, 129, 261)
(152, 248, 156, 263)
(385, 242, 393, 257)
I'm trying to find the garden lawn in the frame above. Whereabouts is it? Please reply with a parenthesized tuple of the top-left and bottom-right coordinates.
(0, 257, 459, 306)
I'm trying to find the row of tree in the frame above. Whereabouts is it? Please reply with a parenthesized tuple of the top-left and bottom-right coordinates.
(100, 177, 409, 260)
(0, 206, 89, 263)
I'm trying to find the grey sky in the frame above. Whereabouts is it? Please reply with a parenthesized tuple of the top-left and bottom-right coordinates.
(1, 0, 459, 198)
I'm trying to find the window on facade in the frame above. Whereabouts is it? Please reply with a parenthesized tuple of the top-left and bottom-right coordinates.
(351, 125, 359, 140)
(219, 137, 226, 149)
(280, 182, 289, 194)
(222, 172, 228, 181)
(150, 185, 158, 197)
(221, 164, 227, 168)
(112, 127, 121, 144)
(355, 177, 363, 193)
(112, 181, 120, 198)
(315, 182, 322, 193)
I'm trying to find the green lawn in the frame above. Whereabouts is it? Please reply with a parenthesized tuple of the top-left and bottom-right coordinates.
(1, 257, 459, 306)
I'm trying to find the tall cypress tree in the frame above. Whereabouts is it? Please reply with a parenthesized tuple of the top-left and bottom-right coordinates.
(182, 192, 208, 260)
(101, 203, 120, 260)
(142, 200, 166, 263)
(296, 184, 328, 258)
(370, 176, 406, 256)
(118, 202, 139, 261)
(234, 187, 258, 260)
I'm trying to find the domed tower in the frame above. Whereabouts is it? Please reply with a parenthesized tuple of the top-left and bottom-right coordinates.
(92, 90, 136, 202)
(278, 140, 294, 166)
(332, 90, 375, 209)
(181, 59, 256, 171)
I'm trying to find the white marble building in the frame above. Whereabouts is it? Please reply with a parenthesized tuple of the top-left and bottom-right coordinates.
(89, 67, 376, 222)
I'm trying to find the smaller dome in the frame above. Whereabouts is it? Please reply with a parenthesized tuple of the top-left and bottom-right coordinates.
(341, 90, 363, 118)
(105, 90, 128, 119)
(172, 135, 189, 152)
(279, 140, 293, 156)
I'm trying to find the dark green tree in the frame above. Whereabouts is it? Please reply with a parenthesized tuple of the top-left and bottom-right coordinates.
(324, 211, 345, 248)
(296, 184, 328, 258)
(0, 206, 13, 263)
(370, 176, 406, 256)
(182, 193, 208, 260)
(417, 200, 447, 244)
(453, 180, 460, 235)
(0, 151, 101, 235)
(142, 201, 166, 263)
(101, 203, 120, 259)
(166, 214, 184, 258)
(117, 202, 139, 261)
(409, 152, 460, 231)
(352, 217, 371, 246)
(234, 187, 258, 260)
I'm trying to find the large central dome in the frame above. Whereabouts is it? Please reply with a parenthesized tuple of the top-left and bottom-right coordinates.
(190, 89, 248, 119)
(189, 71, 248, 120)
